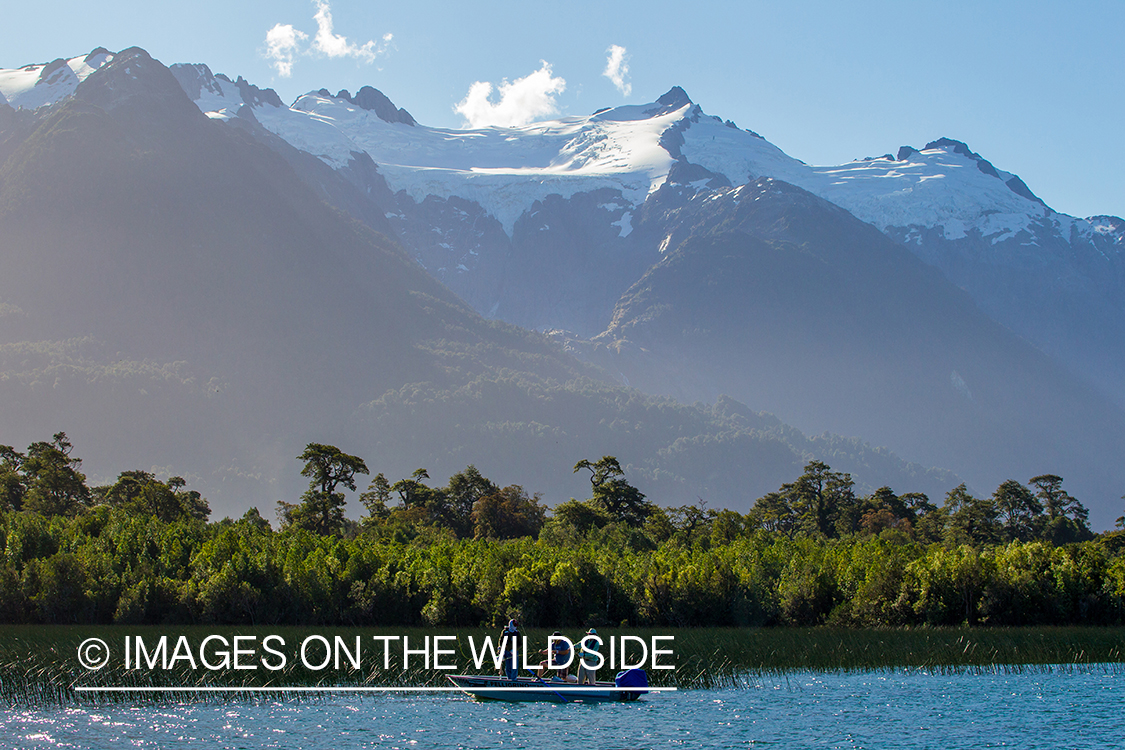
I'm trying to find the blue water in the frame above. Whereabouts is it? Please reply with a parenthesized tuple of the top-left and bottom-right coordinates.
(3, 668, 1121, 749)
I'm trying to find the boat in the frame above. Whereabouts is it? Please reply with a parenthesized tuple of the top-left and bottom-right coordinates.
(447, 669, 650, 703)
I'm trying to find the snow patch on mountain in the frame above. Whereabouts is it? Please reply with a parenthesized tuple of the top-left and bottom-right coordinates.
(0, 49, 113, 110)
(280, 94, 683, 232)
(613, 211, 633, 237)
(174, 64, 246, 121)
(1089, 216, 1125, 246)
(678, 128, 1063, 245)
(669, 119, 1110, 252)
(166, 61, 1117, 255)
(9, 50, 1116, 256)
(676, 111, 810, 187)
(803, 145, 1051, 240)
(175, 76, 686, 232)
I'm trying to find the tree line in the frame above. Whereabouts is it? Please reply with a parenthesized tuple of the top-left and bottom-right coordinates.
(1, 433, 1124, 627)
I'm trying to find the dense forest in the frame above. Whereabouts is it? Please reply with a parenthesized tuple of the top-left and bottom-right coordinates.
(1, 433, 1124, 628)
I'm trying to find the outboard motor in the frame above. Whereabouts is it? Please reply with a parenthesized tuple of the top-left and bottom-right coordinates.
(613, 668, 649, 700)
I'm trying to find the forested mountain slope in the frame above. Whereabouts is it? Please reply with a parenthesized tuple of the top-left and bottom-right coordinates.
(0, 49, 954, 515)
(584, 177, 1125, 522)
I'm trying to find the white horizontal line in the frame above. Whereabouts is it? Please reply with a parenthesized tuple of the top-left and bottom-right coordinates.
(74, 686, 676, 693)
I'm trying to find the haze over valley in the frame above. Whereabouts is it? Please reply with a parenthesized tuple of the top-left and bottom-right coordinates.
(1, 46, 1122, 526)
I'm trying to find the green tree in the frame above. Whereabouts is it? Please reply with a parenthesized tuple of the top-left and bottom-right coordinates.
(1030, 474, 1075, 520)
(643, 507, 677, 543)
(240, 506, 271, 531)
(781, 461, 857, 538)
(748, 491, 797, 535)
(710, 509, 745, 545)
(472, 485, 546, 539)
(544, 498, 612, 536)
(392, 469, 434, 509)
(669, 500, 715, 541)
(390, 469, 454, 528)
(909, 544, 989, 625)
(101, 471, 209, 522)
(902, 492, 943, 544)
(22, 433, 90, 516)
(858, 487, 911, 537)
(573, 456, 652, 526)
(446, 466, 499, 537)
(942, 484, 999, 547)
(279, 444, 369, 535)
(0, 445, 26, 511)
(992, 480, 1041, 542)
(359, 473, 393, 523)
(1029, 474, 1092, 544)
(167, 477, 211, 521)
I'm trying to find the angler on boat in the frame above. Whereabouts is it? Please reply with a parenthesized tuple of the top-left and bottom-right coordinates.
(447, 668, 651, 703)
(449, 626, 653, 703)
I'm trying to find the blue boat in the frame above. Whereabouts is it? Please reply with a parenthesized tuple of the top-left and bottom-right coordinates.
(447, 669, 650, 703)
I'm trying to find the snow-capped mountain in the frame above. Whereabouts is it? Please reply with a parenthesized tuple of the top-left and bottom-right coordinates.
(7, 52, 1117, 256)
(14, 54, 1117, 372)
(0, 46, 973, 516)
(176, 71, 699, 232)
(4, 47, 1124, 524)
(145, 62, 1125, 396)
(0, 49, 114, 110)
(154, 61, 1119, 248)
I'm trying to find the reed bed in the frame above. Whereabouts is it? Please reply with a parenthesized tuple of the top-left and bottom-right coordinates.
(667, 626, 1125, 688)
(1, 625, 1122, 705)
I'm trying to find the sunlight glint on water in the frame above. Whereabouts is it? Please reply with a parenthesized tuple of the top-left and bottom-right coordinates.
(2, 668, 1120, 749)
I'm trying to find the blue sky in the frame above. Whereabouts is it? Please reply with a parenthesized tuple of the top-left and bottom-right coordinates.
(2, 0, 1121, 218)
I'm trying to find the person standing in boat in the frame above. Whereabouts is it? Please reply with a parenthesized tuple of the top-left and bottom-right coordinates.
(577, 627, 601, 684)
(499, 619, 520, 680)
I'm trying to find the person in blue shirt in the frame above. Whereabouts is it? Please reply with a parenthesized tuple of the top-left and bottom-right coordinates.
(535, 631, 572, 680)
(577, 628, 601, 684)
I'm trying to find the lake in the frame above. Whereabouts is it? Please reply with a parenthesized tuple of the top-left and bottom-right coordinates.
(3, 667, 1120, 749)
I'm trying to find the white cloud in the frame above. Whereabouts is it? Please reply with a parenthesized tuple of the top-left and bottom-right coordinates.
(603, 44, 632, 96)
(454, 62, 567, 128)
(311, 0, 392, 62)
(262, 1, 391, 77)
(265, 23, 308, 77)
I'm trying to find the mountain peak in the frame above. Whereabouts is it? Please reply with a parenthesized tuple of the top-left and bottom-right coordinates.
(923, 137, 981, 159)
(319, 86, 415, 126)
(230, 75, 282, 109)
(0, 47, 115, 110)
(1088, 215, 1125, 244)
(903, 137, 1047, 208)
(73, 47, 204, 125)
(656, 86, 692, 109)
(921, 137, 1002, 177)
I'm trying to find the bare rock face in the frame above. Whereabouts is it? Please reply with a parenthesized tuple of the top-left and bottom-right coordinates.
(1089, 215, 1125, 245)
(335, 86, 417, 126)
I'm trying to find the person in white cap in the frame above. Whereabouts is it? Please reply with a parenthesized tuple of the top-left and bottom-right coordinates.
(499, 619, 520, 680)
(577, 627, 601, 685)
